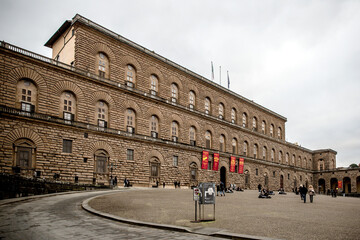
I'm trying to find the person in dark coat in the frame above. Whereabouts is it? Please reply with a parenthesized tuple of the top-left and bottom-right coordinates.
(220, 181, 225, 196)
(299, 185, 308, 203)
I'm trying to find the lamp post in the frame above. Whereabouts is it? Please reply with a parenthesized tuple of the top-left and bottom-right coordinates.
(108, 162, 117, 187)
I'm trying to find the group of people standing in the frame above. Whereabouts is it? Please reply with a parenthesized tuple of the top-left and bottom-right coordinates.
(299, 184, 315, 203)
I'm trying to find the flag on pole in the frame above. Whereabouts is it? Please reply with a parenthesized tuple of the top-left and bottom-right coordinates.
(227, 71, 230, 89)
(211, 61, 214, 81)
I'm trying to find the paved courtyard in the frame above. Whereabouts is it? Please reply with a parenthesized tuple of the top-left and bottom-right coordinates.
(89, 188, 360, 240)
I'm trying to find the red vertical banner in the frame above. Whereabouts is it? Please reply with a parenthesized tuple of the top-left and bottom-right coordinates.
(201, 151, 209, 169)
(238, 158, 244, 174)
(230, 156, 236, 172)
(213, 153, 220, 171)
(338, 181, 342, 189)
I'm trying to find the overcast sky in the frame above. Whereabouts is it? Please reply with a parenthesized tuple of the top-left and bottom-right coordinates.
(1, 0, 359, 167)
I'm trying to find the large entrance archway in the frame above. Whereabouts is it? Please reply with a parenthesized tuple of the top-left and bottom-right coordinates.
(318, 179, 325, 194)
(220, 166, 226, 187)
(357, 176, 360, 193)
(343, 177, 351, 193)
(330, 178, 338, 190)
(280, 175, 284, 189)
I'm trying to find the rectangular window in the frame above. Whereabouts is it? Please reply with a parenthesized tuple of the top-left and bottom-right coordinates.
(273, 171, 276, 177)
(256, 168, 258, 176)
(127, 149, 134, 161)
(17, 147, 31, 167)
(151, 164, 159, 177)
(63, 139, 72, 153)
(173, 155, 178, 167)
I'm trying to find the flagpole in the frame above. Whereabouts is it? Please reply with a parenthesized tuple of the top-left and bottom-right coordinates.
(227, 71, 230, 89)
(211, 61, 214, 81)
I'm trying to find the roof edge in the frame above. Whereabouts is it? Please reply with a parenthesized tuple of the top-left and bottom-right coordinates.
(44, 20, 72, 47)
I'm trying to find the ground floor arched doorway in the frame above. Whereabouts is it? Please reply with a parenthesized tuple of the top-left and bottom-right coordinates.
(330, 178, 338, 190)
(280, 175, 284, 189)
(220, 166, 226, 187)
(318, 179, 325, 194)
(244, 170, 250, 189)
(357, 176, 360, 193)
(343, 177, 351, 193)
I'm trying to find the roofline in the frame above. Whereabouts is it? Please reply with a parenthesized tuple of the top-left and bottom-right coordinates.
(45, 14, 287, 121)
(44, 20, 72, 47)
(312, 149, 337, 155)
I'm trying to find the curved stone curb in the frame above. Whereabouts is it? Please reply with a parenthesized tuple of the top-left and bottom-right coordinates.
(82, 192, 281, 240)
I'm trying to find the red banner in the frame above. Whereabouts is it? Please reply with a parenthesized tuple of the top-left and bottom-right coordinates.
(201, 151, 209, 169)
(238, 158, 244, 174)
(213, 153, 219, 171)
(338, 181, 342, 189)
(230, 156, 236, 172)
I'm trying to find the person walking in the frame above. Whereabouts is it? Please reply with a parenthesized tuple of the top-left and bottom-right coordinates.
(300, 185, 308, 203)
(308, 185, 315, 203)
(220, 181, 225, 196)
(299, 185, 303, 200)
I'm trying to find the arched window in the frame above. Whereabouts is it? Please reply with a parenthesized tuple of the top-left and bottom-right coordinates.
(261, 121, 266, 134)
(205, 131, 212, 149)
(171, 83, 178, 103)
(189, 126, 196, 146)
(286, 153, 289, 164)
(97, 52, 109, 78)
(150, 115, 159, 138)
(298, 156, 302, 167)
(242, 113, 247, 127)
(271, 149, 275, 161)
(304, 158, 307, 169)
(126, 109, 135, 133)
(292, 155, 295, 165)
(204, 97, 211, 114)
(243, 141, 248, 156)
(125, 65, 136, 87)
(150, 157, 161, 183)
(190, 162, 198, 185)
(13, 138, 36, 170)
(232, 138, 237, 154)
(218, 103, 224, 119)
(270, 124, 274, 137)
(95, 101, 109, 128)
(252, 117, 257, 131)
(150, 75, 158, 95)
(279, 151, 283, 163)
(171, 121, 179, 142)
(219, 134, 225, 152)
(95, 149, 108, 174)
(278, 127, 282, 139)
(60, 91, 76, 121)
(231, 108, 236, 123)
(189, 91, 195, 109)
(253, 144, 258, 158)
(16, 79, 37, 113)
(263, 146, 267, 160)
(245, 170, 250, 188)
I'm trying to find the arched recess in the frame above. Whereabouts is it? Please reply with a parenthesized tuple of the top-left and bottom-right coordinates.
(53, 80, 84, 101)
(318, 178, 326, 194)
(89, 141, 114, 160)
(187, 84, 199, 101)
(4, 127, 45, 152)
(343, 177, 351, 194)
(187, 119, 201, 132)
(120, 55, 142, 72)
(187, 156, 201, 169)
(170, 114, 184, 128)
(147, 149, 165, 166)
(330, 178, 338, 190)
(216, 96, 228, 110)
(356, 176, 360, 193)
(122, 100, 142, 116)
(7, 66, 49, 112)
(88, 90, 116, 125)
(88, 42, 116, 64)
(168, 75, 183, 91)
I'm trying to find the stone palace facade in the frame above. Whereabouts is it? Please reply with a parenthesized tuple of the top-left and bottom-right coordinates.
(1, 14, 359, 193)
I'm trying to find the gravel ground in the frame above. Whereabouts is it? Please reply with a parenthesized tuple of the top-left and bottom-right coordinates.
(89, 188, 360, 240)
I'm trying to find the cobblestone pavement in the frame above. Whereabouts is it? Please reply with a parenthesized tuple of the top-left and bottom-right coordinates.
(0, 190, 226, 240)
(89, 188, 360, 240)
